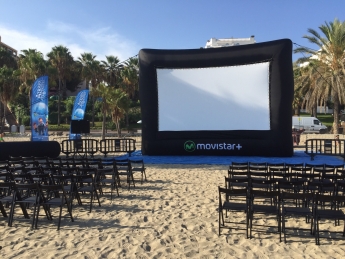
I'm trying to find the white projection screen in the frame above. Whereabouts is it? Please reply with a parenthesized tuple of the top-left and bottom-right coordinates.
(157, 62, 270, 131)
(139, 39, 294, 156)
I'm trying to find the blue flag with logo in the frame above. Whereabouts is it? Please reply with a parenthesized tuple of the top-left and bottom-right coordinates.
(71, 90, 89, 120)
(31, 76, 49, 141)
(70, 89, 89, 140)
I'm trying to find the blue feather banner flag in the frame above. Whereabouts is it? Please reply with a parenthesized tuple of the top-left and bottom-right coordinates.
(69, 89, 89, 140)
(71, 89, 89, 120)
(30, 76, 49, 141)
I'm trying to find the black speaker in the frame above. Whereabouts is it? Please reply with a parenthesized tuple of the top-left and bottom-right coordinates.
(70, 120, 90, 134)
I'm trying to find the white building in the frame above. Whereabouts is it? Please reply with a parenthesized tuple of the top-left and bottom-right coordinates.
(0, 36, 17, 56)
(205, 36, 256, 48)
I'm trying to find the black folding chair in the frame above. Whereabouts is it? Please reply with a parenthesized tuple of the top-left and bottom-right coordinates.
(280, 192, 314, 243)
(313, 193, 345, 245)
(218, 187, 250, 238)
(35, 184, 74, 230)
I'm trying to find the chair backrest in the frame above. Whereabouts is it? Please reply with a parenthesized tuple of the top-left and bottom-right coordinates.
(218, 186, 248, 205)
(229, 162, 248, 172)
(248, 162, 267, 172)
(250, 178, 276, 191)
(0, 172, 14, 182)
(74, 174, 95, 185)
(248, 168, 270, 177)
(128, 159, 144, 173)
(280, 191, 314, 207)
(0, 181, 16, 195)
(268, 163, 286, 170)
(230, 162, 248, 167)
(77, 168, 98, 182)
(114, 159, 130, 171)
(51, 174, 75, 186)
(14, 182, 41, 200)
(224, 177, 249, 189)
(251, 190, 280, 201)
(324, 164, 344, 170)
(39, 184, 68, 202)
(270, 167, 289, 180)
(314, 193, 345, 209)
(285, 163, 304, 168)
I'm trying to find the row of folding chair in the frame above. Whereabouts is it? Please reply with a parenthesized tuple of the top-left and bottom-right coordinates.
(219, 177, 345, 245)
(226, 171, 345, 200)
(230, 162, 345, 173)
(0, 181, 73, 230)
(1, 156, 145, 186)
(1, 156, 147, 204)
(229, 163, 345, 188)
(0, 167, 102, 228)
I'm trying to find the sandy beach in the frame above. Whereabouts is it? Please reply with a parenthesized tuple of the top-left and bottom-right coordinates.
(1, 162, 345, 259)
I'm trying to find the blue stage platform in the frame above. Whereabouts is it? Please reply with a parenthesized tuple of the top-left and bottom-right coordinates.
(109, 150, 345, 166)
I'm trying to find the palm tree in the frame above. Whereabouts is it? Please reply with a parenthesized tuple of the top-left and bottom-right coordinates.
(101, 55, 122, 87)
(0, 47, 19, 127)
(294, 62, 320, 116)
(122, 57, 139, 99)
(120, 66, 138, 99)
(78, 53, 103, 127)
(119, 58, 139, 130)
(109, 88, 130, 136)
(47, 45, 74, 126)
(18, 49, 46, 98)
(0, 65, 19, 131)
(295, 18, 345, 133)
(91, 83, 114, 139)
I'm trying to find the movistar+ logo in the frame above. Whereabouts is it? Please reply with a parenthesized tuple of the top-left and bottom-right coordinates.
(184, 140, 196, 152)
(184, 140, 242, 152)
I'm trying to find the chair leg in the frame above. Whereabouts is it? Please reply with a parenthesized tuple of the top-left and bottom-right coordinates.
(246, 212, 249, 239)
(0, 202, 7, 217)
(283, 213, 286, 243)
(94, 188, 101, 207)
(89, 188, 93, 213)
(35, 204, 40, 229)
(144, 170, 147, 182)
(278, 212, 282, 242)
(66, 201, 74, 222)
(115, 181, 119, 197)
(249, 212, 253, 239)
(315, 217, 320, 245)
(58, 205, 63, 230)
(8, 199, 16, 227)
(218, 209, 222, 236)
(31, 202, 38, 229)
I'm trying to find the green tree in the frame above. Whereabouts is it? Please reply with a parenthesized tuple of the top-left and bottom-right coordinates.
(0, 47, 19, 127)
(101, 55, 122, 87)
(47, 45, 74, 126)
(78, 52, 103, 127)
(109, 88, 131, 136)
(18, 49, 47, 98)
(0, 65, 19, 131)
(91, 83, 114, 139)
(295, 18, 345, 133)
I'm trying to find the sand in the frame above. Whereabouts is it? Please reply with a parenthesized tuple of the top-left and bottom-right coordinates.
(1, 164, 345, 259)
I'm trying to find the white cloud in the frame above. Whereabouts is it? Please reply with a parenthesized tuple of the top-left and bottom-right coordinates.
(0, 21, 139, 61)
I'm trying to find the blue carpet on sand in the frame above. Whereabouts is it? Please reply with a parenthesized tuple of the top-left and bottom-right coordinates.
(104, 150, 345, 166)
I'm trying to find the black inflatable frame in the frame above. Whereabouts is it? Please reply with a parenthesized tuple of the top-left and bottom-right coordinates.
(139, 39, 293, 157)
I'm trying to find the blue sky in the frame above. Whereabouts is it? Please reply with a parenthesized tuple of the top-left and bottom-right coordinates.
(1, 1, 345, 62)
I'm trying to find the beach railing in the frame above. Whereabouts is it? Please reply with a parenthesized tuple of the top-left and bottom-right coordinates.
(99, 138, 136, 157)
(61, 139, 99, 158)
(305, 138, 345, 161)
